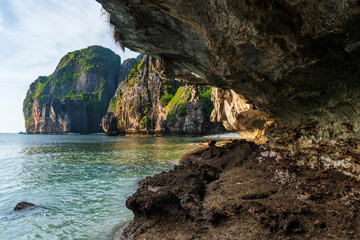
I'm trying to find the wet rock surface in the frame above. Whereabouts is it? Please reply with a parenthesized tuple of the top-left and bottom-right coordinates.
(14, 202, 37, 211)
(119, 140, 360, 239)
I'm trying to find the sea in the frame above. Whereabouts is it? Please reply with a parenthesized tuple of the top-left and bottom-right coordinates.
(0, 133, 238, 240)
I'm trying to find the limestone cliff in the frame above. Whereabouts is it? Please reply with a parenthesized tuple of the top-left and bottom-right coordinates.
(211, 88, 272, 141)
(101, 55, 225, 135)
(118, 54, 144, 82)
(23, 46, 120, 134)
(97, 0, 360, 143)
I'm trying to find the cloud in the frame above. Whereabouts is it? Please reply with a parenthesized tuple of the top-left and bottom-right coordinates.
(0, 12, 3, 31)
(0, 0, 139, 132)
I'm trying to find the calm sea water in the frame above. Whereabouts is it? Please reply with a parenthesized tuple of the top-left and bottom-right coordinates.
(0, 134, 205, 240)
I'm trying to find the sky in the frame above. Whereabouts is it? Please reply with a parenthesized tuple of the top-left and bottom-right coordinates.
(0, 0, 139, 133)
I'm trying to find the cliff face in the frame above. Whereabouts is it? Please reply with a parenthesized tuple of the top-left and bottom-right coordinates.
(95, 2, 360, 239)
(211, 88, 272, 141)
(97, 0, 360, 143)
(118, 54, 144, 82)
(23, 46, 120, 134)
(101, 55, 225, 135)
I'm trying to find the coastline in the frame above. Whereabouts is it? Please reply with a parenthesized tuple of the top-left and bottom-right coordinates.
(112, 222, 130, 240)
(21, 132, 233, 137)
(117, 139, 360, 239)
(1, 134, 201, 239)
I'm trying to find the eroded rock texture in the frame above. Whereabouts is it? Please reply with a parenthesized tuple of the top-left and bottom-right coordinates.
(211, 88, 272, 140)
(97, 0, 360, 142)
(102, 55, 225, 135)
(120, 140, 360, 240)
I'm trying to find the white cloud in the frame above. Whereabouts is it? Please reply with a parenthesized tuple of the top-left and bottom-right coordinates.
(0, 12, 3, 31)
(0, 0, 139, 132)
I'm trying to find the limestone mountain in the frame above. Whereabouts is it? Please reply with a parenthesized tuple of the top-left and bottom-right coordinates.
(101, 55, 225, 135)
(23, 45, 120, 134)
(118, 54, 144, 82)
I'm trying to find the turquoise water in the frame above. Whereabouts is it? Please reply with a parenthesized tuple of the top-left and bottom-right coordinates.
(0, 134, 204, 240)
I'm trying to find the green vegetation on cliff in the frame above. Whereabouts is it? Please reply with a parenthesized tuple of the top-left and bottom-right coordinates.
(107, 55, 145, 115)
(118, 54, 144, 82)
(198, 86, 213, 116)
(166, 87, 191, 117)
(124, 58, 145, 87)
(160, 81, 178, 107)
(102, 55, 223, 135)
(23, 45, 120, 133)
(55, 46, 119, 85)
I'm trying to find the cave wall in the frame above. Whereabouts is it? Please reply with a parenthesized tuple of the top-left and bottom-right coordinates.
(96, 0, 360, 142)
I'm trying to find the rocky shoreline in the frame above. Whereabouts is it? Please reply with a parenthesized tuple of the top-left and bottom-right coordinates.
(117, 139, 360, 239)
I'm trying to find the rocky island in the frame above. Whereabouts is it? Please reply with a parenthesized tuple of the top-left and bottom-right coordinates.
(93, 0, 360, 239)
(23, 46, 121, 134)
(24, 48, 224, 135)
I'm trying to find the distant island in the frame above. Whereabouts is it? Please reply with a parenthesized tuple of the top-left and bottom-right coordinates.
(23, 46, 120, 134)
(23, 46, 225, 135)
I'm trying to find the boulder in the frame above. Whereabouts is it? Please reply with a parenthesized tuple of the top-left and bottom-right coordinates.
(14, 202, 37, 211)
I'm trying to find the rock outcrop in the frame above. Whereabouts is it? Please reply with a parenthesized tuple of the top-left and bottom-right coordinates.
(120, 140, 360, 239)
(23, 46, 120, 134)
(102, 55, 225, 135)
(118, 54, 144, 82)
(211, 88, 272, 141)
(13, 202, 37, 211)
(94, 1, 360, 238)
(97, 0, 360, 143)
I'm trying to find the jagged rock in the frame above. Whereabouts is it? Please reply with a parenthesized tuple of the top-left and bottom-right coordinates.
(119, 140, 360, 239)
(164, 85, 217, 135)
(23, 46, 120, 134)
(211, 88, 272, 141)
(205, 139, 216, 147)
(102, 55, 225, 135)
(14, 202, 37, 211)
(97, 0, 360, 142)
(101, 112, 120, 136)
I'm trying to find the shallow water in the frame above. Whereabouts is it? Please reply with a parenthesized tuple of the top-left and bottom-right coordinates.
(0, 134, 204, 240)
